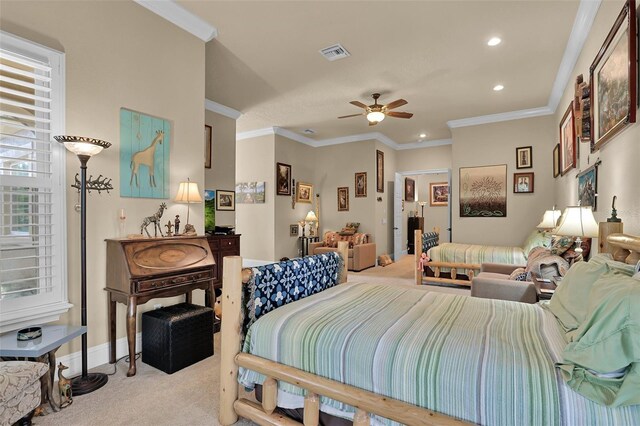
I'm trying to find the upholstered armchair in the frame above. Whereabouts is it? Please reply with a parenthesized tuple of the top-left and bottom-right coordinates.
(471, 263, 537, 304)
(309, 231, 376, 271)
(0, 361, 49, 425)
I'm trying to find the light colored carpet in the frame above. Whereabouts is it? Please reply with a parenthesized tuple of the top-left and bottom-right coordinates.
(35, 261, 468, 426)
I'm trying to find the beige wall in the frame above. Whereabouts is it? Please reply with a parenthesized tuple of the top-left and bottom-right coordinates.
(1, 1, 205, 356)
(553, 0, 640, 241)
(451, 116, 556, 246)
(274, 135, 315, 260)
(235, 135, 275, 260)
(396, 145, 452, 172)
(205, 110, 236, 228)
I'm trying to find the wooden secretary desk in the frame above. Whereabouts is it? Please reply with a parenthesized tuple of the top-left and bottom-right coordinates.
(105, 236, 215, 377)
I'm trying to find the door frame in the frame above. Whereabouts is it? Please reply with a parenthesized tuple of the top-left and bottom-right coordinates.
(393, 168, 451, 260)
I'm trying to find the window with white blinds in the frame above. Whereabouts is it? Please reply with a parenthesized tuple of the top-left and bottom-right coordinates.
(0, 31, 70, 332)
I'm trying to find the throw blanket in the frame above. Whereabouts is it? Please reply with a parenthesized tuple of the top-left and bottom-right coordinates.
(239, 283, 639, 425)
(427, 242, 526, 273)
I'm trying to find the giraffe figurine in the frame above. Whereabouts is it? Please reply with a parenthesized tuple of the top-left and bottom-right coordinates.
(130, 130, 164, 188)
(140, 203, 167, 237)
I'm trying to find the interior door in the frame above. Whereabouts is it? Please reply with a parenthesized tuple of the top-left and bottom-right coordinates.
(393, 172, 402, 259)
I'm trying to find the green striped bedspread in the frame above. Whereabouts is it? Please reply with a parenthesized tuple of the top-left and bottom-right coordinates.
(427, 242, 526, 273)
(238, 283, 639, 425)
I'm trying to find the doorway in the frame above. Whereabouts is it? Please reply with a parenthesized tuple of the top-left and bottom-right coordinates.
(393, 169, 451, 260)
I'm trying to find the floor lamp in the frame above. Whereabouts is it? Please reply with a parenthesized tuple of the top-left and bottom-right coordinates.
(55, 135, 110, 395)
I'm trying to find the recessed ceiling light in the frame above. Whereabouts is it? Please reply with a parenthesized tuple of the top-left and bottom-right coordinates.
(493, 84, 504, 91)
(419, 133, 427, 138)
(487, 37, 502, 46)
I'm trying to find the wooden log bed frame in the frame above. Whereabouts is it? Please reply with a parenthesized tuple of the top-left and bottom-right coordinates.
(219, 235, 640, 426)
(413, 229, 480, 287)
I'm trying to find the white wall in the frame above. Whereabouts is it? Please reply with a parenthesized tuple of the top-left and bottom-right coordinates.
(1, 1, 205, 356)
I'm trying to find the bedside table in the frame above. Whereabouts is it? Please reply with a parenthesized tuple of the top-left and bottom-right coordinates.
(530, 273, 557, 301)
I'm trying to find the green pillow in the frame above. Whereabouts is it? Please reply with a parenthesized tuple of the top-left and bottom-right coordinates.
(522, 230, 552, 258)
(589, 253, 637, 276)
(557, 272, 640, 406)
(548, 260, 609, 336)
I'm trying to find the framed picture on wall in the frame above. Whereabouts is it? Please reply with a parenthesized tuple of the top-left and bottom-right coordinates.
(290, 224, 299, 237)
(276, 162, 291, 196)
(429, 182, 449, 206)
(589, 0, 637, 152)
(559, 102, 576, 175)
(459, 164, 507, 217)
(513, 172, 534, 193)
(577, 164, 598, 210)
(553, 144, 560, 178)
(337, 187, 349, 211)
(354, 172, 367, 197)
(515, 146, 532, 169)
(404, 178, 415, 202)
(296, 182, 313, 203)
(216, 189, 235, 211)
(376, 150, 384, 193)
(205, 125, 212, 169)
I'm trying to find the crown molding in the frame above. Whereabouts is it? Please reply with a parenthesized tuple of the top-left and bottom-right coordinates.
(134, 0, 218, 42)
(546, 0, 601, 113)
(205, 99, 242, 120)
(447, 106, 553, 129)
(447, 0, 600, 129)
(237, 127, 451, 151)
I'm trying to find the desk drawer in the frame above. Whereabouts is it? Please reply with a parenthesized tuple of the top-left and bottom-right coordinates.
(220, 237, 238, 250)
(136, 269, 213, 293)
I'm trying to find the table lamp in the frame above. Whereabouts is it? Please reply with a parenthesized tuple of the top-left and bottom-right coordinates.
(305, 210, 318, 237)
(54, 135, 110, 395)
(554, 206, 599, 257)
(174, 178, 203, 234)
(537, 207, 562, 230)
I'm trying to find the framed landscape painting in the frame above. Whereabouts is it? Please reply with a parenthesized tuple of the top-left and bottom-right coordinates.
(589, 0, 637, 151)
(216, 190, 235, 211)
(577, 164, 598, 210)
(459, 164, 507, 217)
(429, 182, 449, 206)
(559, 102, 576, 175)
(204, 190, 215, 232)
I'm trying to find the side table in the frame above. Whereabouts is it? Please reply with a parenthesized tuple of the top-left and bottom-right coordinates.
(530, 273, 557, 301)
(0, 325, 86, 412)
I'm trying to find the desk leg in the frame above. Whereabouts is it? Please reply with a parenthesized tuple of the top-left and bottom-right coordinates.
(108, 294, 116, 364)
(185, 291, 192, 304)
(126, 296, 137, 377)
(205, 284, 214, 308)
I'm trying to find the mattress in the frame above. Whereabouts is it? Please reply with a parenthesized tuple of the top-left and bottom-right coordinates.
(238, 282, 640, 426)
(427, 242, 527, 273)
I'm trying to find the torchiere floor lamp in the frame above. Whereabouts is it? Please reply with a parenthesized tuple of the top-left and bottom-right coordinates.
(54, 135, 111, 395)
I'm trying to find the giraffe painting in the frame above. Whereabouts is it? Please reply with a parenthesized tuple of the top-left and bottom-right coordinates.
(130, 129, 163, 188)
(120, 108, 170, 198)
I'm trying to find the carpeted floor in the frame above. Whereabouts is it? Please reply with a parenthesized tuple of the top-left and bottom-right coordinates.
(34, 259, 469, 426)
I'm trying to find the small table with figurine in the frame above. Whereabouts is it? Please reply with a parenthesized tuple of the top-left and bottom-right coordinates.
(299, 236, 320, 256)
(530, 273, 558, 301)
(0, 325, 86, 412)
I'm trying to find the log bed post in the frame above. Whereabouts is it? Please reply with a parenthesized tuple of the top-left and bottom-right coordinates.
(337, 241, 349, 283)
(415, 229, 422, 285)
(219, 256, 244, 426)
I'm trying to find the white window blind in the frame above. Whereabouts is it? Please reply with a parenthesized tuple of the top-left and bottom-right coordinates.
(0, 31, 69, 332)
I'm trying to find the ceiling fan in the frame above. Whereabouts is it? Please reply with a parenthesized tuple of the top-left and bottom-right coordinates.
(338, 93, 413, 126)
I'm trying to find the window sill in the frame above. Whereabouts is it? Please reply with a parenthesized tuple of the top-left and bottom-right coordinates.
(0, 301, 73, 333)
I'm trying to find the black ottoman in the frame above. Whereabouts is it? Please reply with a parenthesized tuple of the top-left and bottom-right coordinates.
(142, 303, 213, 374)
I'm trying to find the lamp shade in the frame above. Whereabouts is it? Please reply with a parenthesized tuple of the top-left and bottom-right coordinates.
(537, 209, 562, 229)
(174, 181, 203, 204)
(305, 210, 318, 222)
(54, 135, 111, 156)
(554, 206, 598, 238)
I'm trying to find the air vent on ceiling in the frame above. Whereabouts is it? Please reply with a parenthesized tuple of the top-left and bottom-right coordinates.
(319, 44, 350, 61)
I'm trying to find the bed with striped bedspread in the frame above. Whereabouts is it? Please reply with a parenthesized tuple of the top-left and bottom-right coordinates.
(427, 242, 527, 273)
(239, 282, 639, 425)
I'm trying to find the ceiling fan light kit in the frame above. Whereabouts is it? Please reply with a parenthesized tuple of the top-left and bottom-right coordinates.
(339, 93, 413, 126)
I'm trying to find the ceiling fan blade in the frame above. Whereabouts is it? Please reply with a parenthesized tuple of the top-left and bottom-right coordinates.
(349, 100, 368, 109)
(338, 113, 365, 119)
(387, 111, 413, 119)
(384, 99, 408, 110)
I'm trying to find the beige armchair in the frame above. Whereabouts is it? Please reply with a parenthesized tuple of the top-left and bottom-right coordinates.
(0, 361, 49, 426)
(309, 231, 376, 271)
(471, 263, 537, 304)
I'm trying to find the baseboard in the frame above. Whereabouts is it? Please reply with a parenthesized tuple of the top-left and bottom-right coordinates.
(55, 333, 142, 378)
